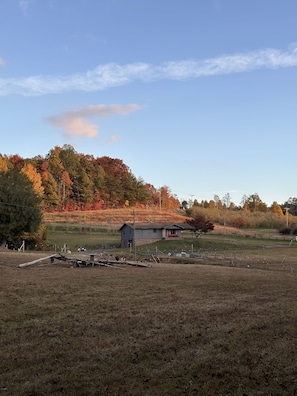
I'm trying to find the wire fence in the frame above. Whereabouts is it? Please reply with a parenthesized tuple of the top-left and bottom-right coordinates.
(138, 245, 297, 273)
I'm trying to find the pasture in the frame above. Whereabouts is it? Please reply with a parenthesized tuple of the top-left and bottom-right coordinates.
(1, 248, 297, 395)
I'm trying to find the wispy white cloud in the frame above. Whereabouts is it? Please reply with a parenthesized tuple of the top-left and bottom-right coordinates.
(1, 44, 297, 96)
(0, 58, 4, 66)
(47, 104, 142, 139)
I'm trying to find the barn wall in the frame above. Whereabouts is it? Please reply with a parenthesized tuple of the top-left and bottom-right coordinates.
(120, 225, 184, 248)
(135, 229, 163, 239)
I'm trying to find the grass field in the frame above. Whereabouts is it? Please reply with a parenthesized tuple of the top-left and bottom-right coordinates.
(46, 225, 120, 251)
(1, 248, 297, 395)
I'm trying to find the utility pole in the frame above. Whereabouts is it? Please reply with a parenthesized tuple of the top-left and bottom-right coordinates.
(159, 188, 162, 211)
(133, 209, 137, 262)
(284, 207, 290, 228)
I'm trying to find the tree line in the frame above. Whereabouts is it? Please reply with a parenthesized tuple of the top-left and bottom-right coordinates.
(0, 144, 295, 216)
(0, 144, 180, 212)
(0, 144, 296, 246)
(182, 192, 297, 218)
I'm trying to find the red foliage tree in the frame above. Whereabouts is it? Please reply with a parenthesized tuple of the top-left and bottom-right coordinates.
(186, 215, 214, 237)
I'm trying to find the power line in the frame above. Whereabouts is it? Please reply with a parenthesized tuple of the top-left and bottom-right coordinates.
(0, 201, 39, 210)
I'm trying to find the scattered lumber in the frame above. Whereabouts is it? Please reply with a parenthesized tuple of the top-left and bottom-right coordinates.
(151, 254, 160, 263)
(126, 261, 151, 268)
(18, 253, 151, 269)
(18, 255, 57, 268)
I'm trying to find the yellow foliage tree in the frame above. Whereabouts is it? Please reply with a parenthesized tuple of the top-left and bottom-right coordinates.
(21, 163, 44, 197)
(0, 155, 8, 172)
(270, 201, 284, 216)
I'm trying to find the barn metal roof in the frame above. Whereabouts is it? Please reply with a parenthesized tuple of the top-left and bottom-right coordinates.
(119, 222, 194, 231)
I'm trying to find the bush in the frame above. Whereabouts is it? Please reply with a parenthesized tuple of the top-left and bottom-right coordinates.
(279, 228, 292, 235)
(231, 217, 247, 228)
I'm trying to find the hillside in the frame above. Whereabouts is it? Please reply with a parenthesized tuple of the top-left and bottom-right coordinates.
(43, 208, 189, 226)
(43, 209, 288, 240)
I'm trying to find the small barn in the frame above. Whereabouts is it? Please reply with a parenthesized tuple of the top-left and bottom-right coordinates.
(119, 222, 192, 248)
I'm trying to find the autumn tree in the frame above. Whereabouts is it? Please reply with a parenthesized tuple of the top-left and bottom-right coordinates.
(213, 195, 221, 209)
(0, 155, 8, 172)
(168, 192, 180, 210)
(39, 161, 59, 210)
(90, 160, 106, 209)
(186, 215, 214, 238)
(133, 177, 150, 206)
(2, 145, 183, 211)
(96, 156, 150, 207)
(59, 170, 73, 210)
(270, 201, 284, 216)
(242, 193, 267, 212)
(160, 186, 170, 209)
(208, 199, 216, 209)
(21, 163, 44, 197)
(145, 184, 160, 207)
(47, 146, 65, 176)
(7, 154, 25, 170)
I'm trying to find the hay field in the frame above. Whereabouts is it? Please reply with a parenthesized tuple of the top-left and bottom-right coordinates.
(1, 250, 297, 395)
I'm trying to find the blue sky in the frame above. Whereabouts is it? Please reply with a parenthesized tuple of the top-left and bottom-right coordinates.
(1, 0, 297, 206)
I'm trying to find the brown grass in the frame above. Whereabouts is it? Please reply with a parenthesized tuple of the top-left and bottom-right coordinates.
(43, 208, 189, 226)
(1, 250, 297, 395)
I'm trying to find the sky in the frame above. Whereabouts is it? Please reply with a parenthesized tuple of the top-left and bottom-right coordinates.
(1, 0, 297, 207)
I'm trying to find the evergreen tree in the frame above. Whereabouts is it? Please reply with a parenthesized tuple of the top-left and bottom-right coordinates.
(0, 170, 43, 246)
(40, 161, 59, 210)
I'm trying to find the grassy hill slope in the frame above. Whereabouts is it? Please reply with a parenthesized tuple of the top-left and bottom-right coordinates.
(43, 208, 189, 226)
